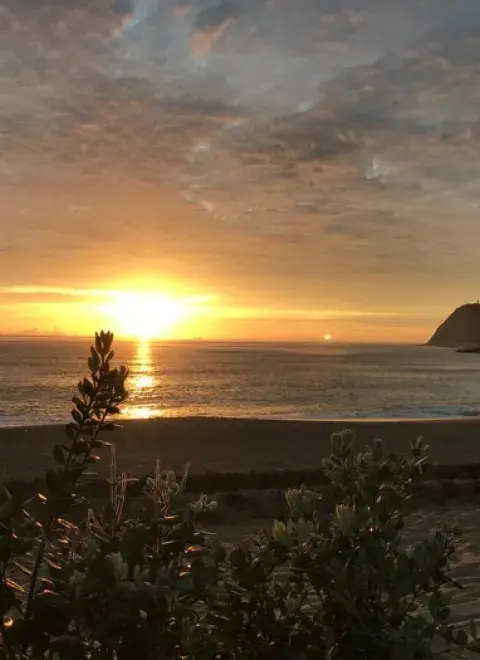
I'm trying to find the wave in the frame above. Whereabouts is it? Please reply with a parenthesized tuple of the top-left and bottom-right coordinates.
(282, 405, 480, 421)
(1, 405, 480, 428)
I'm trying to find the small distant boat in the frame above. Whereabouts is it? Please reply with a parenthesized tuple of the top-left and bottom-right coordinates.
(456, 344, 480, 354)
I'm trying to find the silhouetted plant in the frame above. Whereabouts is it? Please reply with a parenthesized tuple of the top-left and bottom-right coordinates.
(0, 331, 128, 657)
(197, 433, 480, 659)
(1, 335, 479, 659)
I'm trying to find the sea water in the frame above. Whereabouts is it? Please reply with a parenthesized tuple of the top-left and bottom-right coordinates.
(0, 339, 479, 427)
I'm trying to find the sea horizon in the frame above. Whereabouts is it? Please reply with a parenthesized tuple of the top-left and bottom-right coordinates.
(0, 334, 426, 346)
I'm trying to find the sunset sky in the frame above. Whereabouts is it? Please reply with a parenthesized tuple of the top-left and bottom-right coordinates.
(2, 0, 480, 342)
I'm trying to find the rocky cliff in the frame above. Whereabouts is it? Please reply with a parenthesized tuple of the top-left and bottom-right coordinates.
(428, 304, 480, 347)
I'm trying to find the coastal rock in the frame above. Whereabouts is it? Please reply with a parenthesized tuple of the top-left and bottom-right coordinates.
(428, 303, 480, 348)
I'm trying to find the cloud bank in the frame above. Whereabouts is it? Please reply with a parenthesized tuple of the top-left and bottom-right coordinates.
(2, 0, 480, 334)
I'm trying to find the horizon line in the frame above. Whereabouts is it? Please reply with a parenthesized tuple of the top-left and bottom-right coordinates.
(0, 333, 424, 345)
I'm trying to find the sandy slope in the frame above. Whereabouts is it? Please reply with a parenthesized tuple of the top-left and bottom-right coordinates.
(2, 417, 480, 482)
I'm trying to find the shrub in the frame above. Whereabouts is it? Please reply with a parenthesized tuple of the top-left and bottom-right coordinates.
(0, 332, 479, 658)
(197, 433, 475, 659)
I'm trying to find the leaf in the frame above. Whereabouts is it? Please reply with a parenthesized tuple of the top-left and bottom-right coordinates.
(190, 558, 210, 584)
(53, 496, 74, 516)
(91, 439, 110, 449)
(95, 331, 114, 356)
(45, 469, 70, 497)
(39, 578, 55, 592)
(0, 497, 14, 521)
(455, 629, 469, 648)
(64, 422, 79, 442)
(33, 589, 69, 610)
(46, 559, 68, 580)
(12, 561, 33, 577)
(158, 515, 180, 527)
(229, 547, 247, 568)
(80, 378, 95, 398)
(88, 347, 101, 373)
(371, 438, 383, 461)
(214, 544, 227, 563)
(184, 544, 206, 557)
(119, 525, 149, 563)
(470, 619, 478, 640)
(11, 537, 34, 555)
(54, 444, 67, 466)
(71, 408, 83, 424)
(88, 358, 98, 374)
(32, 590, 72, 636)
(49, 635, 86, 660)
(4, 578, 25, 594)
(57, 518, 78, 531)
(65, 464, 83, 481)
(72, 440, 88, 455)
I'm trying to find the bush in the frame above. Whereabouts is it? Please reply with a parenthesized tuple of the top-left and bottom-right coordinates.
(0, 332, 479, 658)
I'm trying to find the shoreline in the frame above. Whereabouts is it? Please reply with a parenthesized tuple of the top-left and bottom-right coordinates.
(2, 416, 480, 482)
(1, 412, 479, 429)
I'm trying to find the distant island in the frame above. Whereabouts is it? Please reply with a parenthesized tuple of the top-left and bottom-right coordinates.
(427, 303, 480, 351)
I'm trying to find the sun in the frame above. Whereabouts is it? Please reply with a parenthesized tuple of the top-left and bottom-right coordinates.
(107, 291, 191, 340)
(323, 333, 333, 341)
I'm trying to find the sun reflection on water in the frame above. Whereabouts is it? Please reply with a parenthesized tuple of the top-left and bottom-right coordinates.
(134, 373, 155, 390)
(122, 340, 164, 420)
(127, 406, 159, 420)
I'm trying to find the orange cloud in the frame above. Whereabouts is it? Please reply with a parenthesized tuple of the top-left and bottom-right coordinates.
(190, 18, 232, 57)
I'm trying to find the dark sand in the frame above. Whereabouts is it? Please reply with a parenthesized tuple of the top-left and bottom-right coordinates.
(1, 417, 480, 481)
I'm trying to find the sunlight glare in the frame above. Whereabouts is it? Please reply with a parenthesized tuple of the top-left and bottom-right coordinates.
(123, 405, 161, 420)
(122, 339, 164, 420)
(131, 340, 155, 391)
(107, 291, 197, 340)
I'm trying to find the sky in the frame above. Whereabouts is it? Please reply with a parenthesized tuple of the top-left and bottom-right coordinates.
(2, 0, 480, 341)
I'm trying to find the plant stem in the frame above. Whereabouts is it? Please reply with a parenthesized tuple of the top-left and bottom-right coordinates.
(0, 560, 16, 660)
(22, 369, 115, 649)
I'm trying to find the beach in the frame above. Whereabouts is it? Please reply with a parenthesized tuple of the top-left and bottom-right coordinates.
(2, 416, 480, 482)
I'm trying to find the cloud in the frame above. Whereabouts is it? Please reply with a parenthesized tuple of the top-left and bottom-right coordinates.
(0, 286, 107, 296)
(324, 210, 398, 240)
(2, 0, 480, 325)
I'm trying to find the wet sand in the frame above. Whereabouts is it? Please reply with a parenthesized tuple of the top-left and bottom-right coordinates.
(1, 416, 480, 481)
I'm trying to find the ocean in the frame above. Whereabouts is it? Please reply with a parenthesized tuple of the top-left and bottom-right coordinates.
(0, 339, 480, 427)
